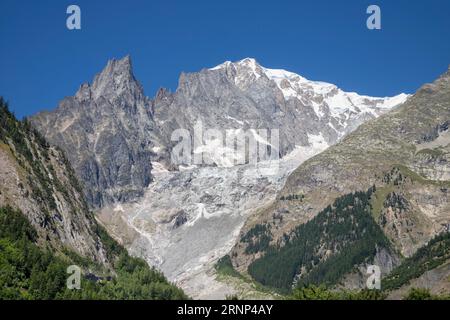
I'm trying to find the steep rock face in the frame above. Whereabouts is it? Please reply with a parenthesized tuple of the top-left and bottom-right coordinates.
(0, 100, 109, 264)
(31, 56, 161, 208)
(232, 66, 450, 286)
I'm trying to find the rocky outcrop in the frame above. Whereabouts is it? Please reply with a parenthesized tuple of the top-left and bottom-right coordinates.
(339, 246, 401, 290)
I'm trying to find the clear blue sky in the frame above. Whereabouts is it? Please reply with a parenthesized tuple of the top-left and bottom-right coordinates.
(1, 0, 449, 118)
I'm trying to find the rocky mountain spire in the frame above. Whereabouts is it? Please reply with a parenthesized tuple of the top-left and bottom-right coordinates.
(90, 55, 144, 101)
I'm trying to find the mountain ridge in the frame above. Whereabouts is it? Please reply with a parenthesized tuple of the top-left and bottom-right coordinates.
(30, 55, 409, 209)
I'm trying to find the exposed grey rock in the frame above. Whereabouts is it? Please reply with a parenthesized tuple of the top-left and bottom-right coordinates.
(153, 58, 408, 159)
(31, 56, 162, 208)
(172, 210, 188, 229)
(338, 246, 401, 290)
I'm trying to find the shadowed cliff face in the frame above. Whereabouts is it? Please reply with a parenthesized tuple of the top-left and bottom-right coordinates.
(30, 56, 407, 209)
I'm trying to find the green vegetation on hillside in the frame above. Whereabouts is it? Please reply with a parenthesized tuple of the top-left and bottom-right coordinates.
(240, 223, 273, 254)
(403, 288, 450, 300)
(291, 285, 450, 300)
(291, 285, 386, 300)
(0, 206, 187, 300)
(382, 231, 450, 291)
(415, 148, 445, 158)
(215, 255, 243, 279)
(0, 97, 61, 210)
(247, 186, 392, 292)
(214, 254, 281, 299)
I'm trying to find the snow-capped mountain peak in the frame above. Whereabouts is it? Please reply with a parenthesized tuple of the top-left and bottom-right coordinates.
(210, 58, 410, 123)
(262, 65, 409, 119)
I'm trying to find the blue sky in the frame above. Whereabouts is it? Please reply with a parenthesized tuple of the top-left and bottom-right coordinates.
(1, 0, 449, 118)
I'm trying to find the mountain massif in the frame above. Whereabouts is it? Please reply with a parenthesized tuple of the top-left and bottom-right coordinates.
(27, 56, 412, 298)
(18, 56, 449, 299)
(30, 56, 407, 209)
